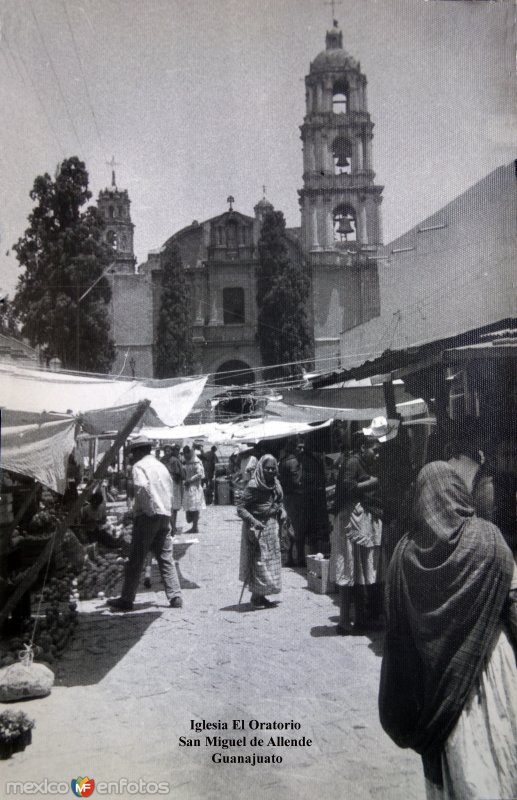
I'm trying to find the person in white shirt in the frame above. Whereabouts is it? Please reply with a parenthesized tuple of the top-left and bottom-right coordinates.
(108, 437, 183, 611)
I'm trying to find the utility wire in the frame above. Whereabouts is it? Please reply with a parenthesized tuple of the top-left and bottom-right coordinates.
(28, 0, 83, 151)
(60, 0, 107, 158)
(15, 46, 67, 156)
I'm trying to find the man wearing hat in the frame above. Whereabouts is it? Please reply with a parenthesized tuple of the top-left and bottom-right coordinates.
(362, 416, 400, 444)
(108, 436, 183, 611)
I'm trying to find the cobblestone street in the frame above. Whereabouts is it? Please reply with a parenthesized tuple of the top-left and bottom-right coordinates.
(2, 506, 425, 799)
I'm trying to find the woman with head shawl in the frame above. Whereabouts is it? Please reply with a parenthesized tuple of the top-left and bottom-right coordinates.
(237, 455, 286, 608)
(181, 443, 205, 533)
(331, 432, 383, 634)
(379, 461, 517, 800)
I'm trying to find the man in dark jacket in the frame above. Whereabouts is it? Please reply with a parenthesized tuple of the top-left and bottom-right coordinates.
(279, 437, 329, 566)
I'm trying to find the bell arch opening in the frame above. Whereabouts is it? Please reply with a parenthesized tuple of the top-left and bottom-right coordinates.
(333, 204, 357, 242)
(332, 80, 348, 114)
(106, 229, 118, 250)
(332, 136, 352, 175)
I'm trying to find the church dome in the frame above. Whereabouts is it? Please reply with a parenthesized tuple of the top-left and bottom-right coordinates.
(311, 47, 359, 73)
(255, 197, 273, 210)
(310, 21, 359, 73)
(254, 193, 274, 222)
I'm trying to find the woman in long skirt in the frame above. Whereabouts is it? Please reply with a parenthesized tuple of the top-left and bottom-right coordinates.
(182, 444, 205, 533)
(237, 455, 286, 608)
(331, 433, 383, 634)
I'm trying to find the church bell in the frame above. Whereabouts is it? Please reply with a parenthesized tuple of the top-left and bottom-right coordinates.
(336, 217, 354, 235)
(336, 154, 349, 168)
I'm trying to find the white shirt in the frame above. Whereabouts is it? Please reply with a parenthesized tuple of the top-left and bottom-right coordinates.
(132, 454, 172, 517)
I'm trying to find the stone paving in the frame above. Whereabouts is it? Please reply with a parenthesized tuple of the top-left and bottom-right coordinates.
(2, 506, 425, 799)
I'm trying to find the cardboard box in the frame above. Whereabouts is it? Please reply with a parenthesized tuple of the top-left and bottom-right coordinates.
(306, 555, 336, 595)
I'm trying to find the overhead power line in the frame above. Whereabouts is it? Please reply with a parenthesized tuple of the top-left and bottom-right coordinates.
(60, 0, 107, 158)
(28, 0, 83, 151)
(13, 45, 67, 156)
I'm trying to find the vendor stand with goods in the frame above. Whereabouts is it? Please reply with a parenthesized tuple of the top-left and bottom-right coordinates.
(0, 395, 161, 759)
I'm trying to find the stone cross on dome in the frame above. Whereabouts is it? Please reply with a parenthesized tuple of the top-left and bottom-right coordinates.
(106, 155, 120, 188)
(227, 195, 235, 211)
(324, 0, 342, 24)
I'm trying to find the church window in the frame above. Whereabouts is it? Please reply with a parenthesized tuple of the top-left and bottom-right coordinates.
(332, 136, 352, 174)
(333, 204, 357, 242)
(226, 221, 238, 249)
(223, 287, 245, 324)
(217, 227, 223, 246)
(119, 206, 124, 217)
(106, 229, 118, 250)
(332, 80, 348, 114)
(108, 206, 114, 219)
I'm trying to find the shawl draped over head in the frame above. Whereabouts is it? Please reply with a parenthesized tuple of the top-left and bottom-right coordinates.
(379, 461, 513, 763)
(238, 455, 284, 521)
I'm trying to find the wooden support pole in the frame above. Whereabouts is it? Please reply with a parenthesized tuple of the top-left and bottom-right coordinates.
(0, 400, 151, 625)
(383, 378, 397, 419)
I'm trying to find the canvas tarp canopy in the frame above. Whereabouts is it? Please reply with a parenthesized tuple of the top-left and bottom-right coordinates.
(0, 409, 77, 493)
(0, 363, 207, 427)
(279, 382, 427, 421)
(141, 417, 332, 445)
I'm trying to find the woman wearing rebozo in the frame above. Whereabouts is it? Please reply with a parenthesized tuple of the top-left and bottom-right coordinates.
(237, 455, 286, 608)
(182, 443, 205, 533)
(379, 460, 517, 800)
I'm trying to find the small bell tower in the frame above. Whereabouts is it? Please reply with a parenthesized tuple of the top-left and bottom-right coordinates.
(97, 167, 136, 274)
(299, 20, 383, 359)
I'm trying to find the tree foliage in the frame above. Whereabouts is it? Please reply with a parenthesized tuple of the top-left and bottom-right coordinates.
(0, 297, 23, 340)
(256, 210, 313, 377)
(12, 157, 115, 372)
(155, 241, 194, 378)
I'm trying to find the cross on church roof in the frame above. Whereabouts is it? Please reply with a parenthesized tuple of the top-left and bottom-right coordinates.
(324, 0, 341, 24)
(106, 155, 120, 187)
(227, 195, 235, 211)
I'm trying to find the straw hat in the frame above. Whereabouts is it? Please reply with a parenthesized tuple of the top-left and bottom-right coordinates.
(362, 416, 400, 443)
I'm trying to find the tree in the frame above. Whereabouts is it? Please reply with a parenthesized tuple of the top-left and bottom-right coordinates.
(0, 297, 23, 340)
(12, 157, 115, 372)
(155, 241, 194, 378)
(256, 210, 313, 377)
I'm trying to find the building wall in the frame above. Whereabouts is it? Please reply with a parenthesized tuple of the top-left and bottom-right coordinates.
(109, 273, 154, 378)
(339, 162, 517, 370)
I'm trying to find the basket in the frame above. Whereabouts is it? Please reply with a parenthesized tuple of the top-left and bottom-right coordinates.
(306, 555, 336, 595)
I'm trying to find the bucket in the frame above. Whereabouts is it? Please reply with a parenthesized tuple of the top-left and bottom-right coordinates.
(216, 477, 231, 505)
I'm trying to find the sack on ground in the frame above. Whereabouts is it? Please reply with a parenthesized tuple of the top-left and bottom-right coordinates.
(0, 661, 55, 702)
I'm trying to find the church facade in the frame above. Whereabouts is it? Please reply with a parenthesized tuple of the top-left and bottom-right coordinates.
(102, 21, 383, 381)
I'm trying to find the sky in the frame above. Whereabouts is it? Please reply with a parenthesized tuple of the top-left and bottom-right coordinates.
(0, 0, 515, 296)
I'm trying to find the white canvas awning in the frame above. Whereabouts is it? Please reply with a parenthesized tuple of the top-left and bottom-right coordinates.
(1, 409, 77, 493)
(142, 417, 333, 445)
(0, 363, 207, 427)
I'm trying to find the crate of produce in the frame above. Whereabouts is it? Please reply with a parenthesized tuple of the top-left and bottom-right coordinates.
(306, 555, 336, 595)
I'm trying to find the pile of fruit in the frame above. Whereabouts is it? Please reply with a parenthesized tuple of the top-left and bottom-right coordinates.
(75, 551, 126, 600)
(0, 574, 78, 667)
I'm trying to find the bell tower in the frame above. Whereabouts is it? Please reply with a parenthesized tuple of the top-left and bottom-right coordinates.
(299, 21, 383, 359)
(97, 170, 136, 274)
